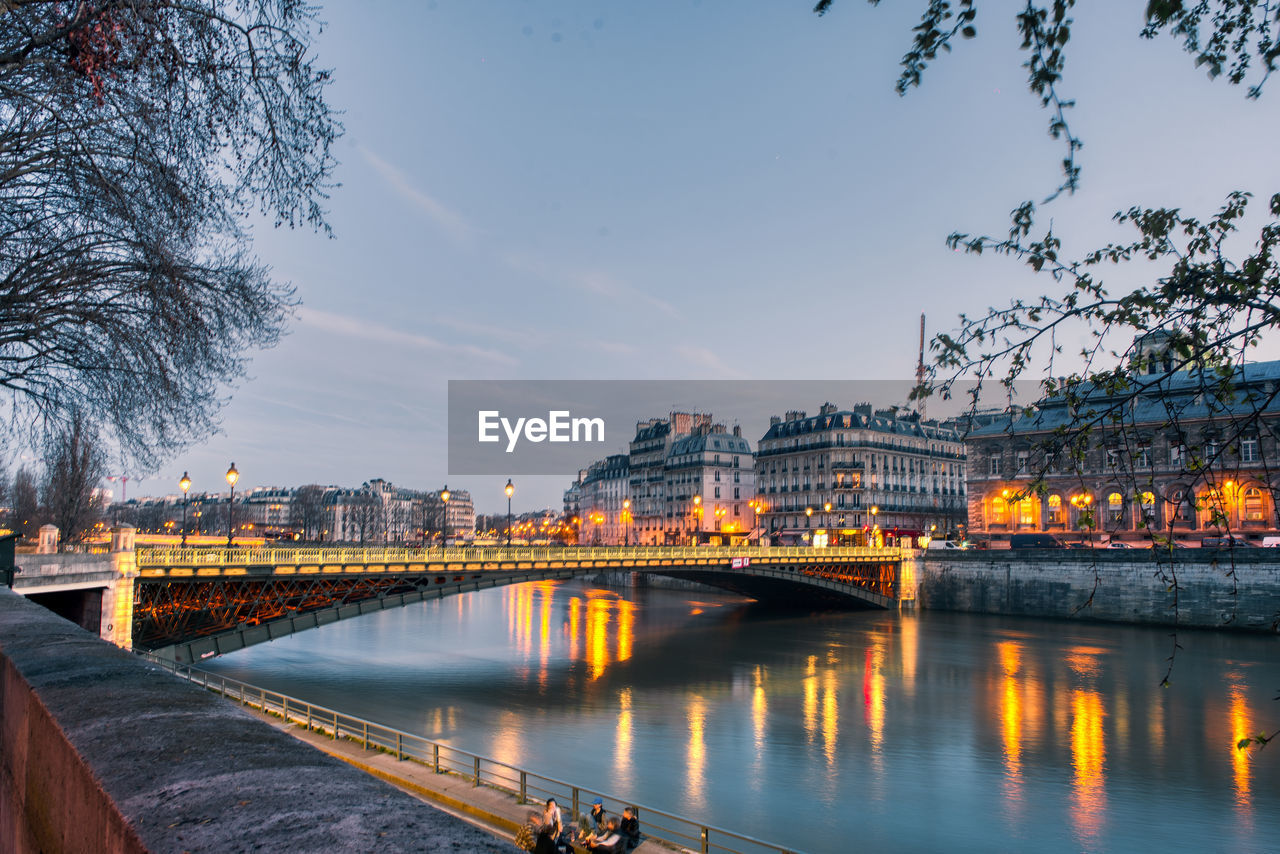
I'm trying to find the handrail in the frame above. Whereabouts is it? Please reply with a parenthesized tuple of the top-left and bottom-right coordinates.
(143, 655, 804, 854)
(136, 544, 902, 567)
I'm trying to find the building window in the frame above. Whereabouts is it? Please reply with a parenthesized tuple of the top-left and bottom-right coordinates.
(1169, 489, 1193, 523)
(1140, 491, 1156, 525)
(1108, 491, 1124, 524)
(1170, 444, 1186, 467)
(1135, 445, 1150, 468)
(1242, 439, 1260, 463)
(1047, 494, 1062, 525)
(990, 496, 1006, 525)
(1018, 498, 1035, 526)
(1244, 487, 1265, 522)
(988, 456, 1001, 476)
(1105, 449, 1120, 469)
(1015, 451, 1029, 475)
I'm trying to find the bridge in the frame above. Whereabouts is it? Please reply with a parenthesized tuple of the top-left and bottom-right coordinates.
(8, 533, 908, 663)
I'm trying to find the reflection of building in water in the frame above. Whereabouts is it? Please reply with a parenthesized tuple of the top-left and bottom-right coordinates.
(615, 687, 633, 791)
(863, 643, 886, 756)
(686, 694, 708, 811)
(803, 654, 818, 744)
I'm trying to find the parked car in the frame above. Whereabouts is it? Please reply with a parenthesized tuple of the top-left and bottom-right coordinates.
(926, 539, 967, 550)
(1106, 541, 1136, 549)
(1200, 535, 1254, 548)
(1261, 536, 1280, 548)
(1010, 533, 1065, 549)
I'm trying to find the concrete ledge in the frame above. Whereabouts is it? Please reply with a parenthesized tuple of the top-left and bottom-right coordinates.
(0, 590, 507, 853)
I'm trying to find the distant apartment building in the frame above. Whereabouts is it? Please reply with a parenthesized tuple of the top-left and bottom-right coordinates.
(628, 412, 712, 544)
(325, 481, 475, 544)
(756, 403, 966, 544)
(567, 414, 757, 545)
(239, 487, 292, 535)
(577, 454, 631, 544)
(664, 423, 755, 544)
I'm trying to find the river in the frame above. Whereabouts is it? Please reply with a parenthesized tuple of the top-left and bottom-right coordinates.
(198, 578, 1280, 853)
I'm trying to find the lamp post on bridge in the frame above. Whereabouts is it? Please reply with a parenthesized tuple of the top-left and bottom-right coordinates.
(440, 486, 451, 545)
(179, 472, 191, 547)
(505, 479, 514, 547)
(225, 463, 238, 547)
(623, 498, 631, 546)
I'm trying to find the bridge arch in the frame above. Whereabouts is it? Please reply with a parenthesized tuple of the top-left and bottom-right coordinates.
(133, 546, 901, 663)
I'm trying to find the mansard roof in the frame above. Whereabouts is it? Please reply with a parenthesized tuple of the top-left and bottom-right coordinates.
(668, 431, 752, 457)
(759, 408, 961, 443)
(968, 360, 1280, 439)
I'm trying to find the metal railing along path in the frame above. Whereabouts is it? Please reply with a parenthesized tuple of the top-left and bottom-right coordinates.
(144, 656, 804, 854)
(136, 544, 900, 568)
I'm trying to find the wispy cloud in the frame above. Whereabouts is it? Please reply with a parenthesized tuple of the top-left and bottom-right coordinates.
(300, 307, 518, 366)
(502, 252, 679, 319)
(673, 344, 746, 379)
(359, 146, 476, 247)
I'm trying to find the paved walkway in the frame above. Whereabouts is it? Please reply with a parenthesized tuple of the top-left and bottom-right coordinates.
(249, 706, 674, 853)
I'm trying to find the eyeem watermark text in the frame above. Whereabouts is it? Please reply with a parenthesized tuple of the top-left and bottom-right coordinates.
(478, 410, 605, 453)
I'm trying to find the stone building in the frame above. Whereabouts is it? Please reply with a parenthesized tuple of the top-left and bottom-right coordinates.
(577, 454, 631, 544)
(755, 403, 966, 545)
(965, 358, 1280, 543)
(627, 412, 713, 545)
(663, 423, 755, 545)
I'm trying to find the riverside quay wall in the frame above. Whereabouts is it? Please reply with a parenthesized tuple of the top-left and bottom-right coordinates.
(917, 549, 1280, 632)
(0, 590, 505, 854)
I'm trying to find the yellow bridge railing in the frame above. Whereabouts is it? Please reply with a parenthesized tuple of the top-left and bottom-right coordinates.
(136, 544, 902, 568)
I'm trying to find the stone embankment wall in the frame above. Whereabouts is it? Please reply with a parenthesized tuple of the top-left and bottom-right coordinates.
(918, 549, 1280, 632)
(0, 590, 506, 854)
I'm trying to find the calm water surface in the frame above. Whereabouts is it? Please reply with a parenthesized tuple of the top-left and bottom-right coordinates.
(200, 580, 1280, 853)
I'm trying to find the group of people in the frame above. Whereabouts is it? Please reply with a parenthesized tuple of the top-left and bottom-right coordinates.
(520, 797, 640, 854)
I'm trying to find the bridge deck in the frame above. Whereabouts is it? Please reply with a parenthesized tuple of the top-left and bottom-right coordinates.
(135, 545, 901, 578)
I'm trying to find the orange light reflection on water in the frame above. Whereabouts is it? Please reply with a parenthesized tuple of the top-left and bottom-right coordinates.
(615, 687, 633, 790)
(1228, 679, 1253, 824)
(567, 596, 581, 662)
(1066, 647, 1107, 847)
(585, 592, 612, 680)
(995, 639, 1027, 824)
(803, 654, 818, 744)
(863, 643, 885, 756)
(686, 694, 707, 811)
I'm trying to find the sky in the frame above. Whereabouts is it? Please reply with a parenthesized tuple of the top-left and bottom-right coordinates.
(113, 1, 1280, 514)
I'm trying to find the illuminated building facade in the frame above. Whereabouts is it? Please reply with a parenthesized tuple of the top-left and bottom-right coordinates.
(965, 358, 1280, 543)
(755, 403, 966, 544)
(663, 423, 755, 544)
(577, 454, 631, 545)
(628, 412, 712, 545)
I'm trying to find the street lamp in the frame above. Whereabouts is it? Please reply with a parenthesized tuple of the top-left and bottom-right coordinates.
(225, 463, 238, 546)
(824, 501, 833, 546)
(869, 505, 879, 547)
(440, 486, 451, 545)
(805, 506, 813, 528)
(622, 498, 631, 546)
(505, 479, 514, 547)
(179, 472, 191, 547)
